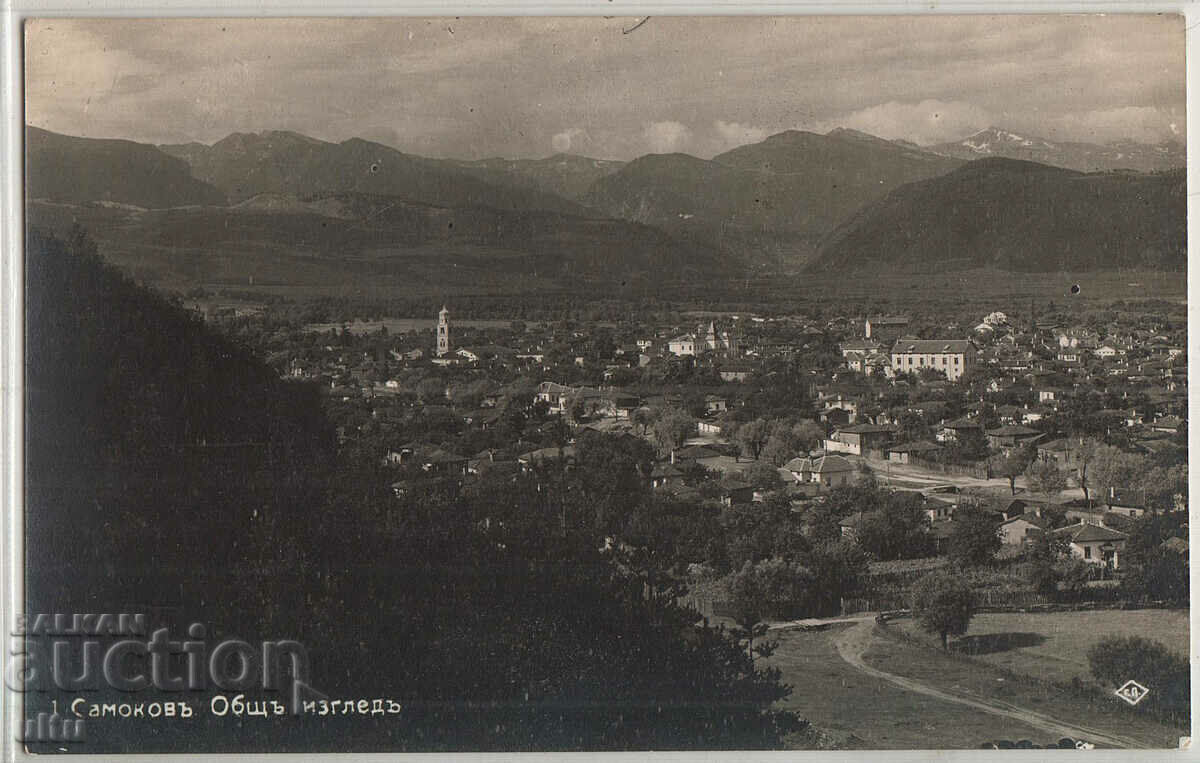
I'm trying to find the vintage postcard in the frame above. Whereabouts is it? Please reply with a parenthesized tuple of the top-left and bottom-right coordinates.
(15, 15, 1188, 753)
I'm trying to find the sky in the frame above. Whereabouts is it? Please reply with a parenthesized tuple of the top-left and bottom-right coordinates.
(24, 15, 1185, 161)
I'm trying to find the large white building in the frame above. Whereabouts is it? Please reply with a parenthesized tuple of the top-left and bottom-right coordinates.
(667, 321, 736, 357)
(890, 339, 975, 381)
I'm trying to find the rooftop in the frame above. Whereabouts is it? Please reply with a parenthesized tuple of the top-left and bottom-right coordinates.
(892, 339, 974, 354)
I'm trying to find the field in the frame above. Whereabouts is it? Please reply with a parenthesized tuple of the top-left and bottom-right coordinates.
(764, 612, 1188, 749)
(892, 609, 1190, 685)
(767, 623, 1055, 749)
(866, 616, 1186, 748)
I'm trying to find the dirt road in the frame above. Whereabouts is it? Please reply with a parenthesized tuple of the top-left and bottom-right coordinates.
(831, 619, 1148, 749)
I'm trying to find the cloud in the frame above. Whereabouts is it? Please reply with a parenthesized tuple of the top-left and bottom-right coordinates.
(23, 17, 1185, 158)
(642, 121, 691, 154)
(831, 99, 994, 145)
(551, 127, 587, 154)
(712, 121, 771, 152)
(1043, 106, 1184, 144)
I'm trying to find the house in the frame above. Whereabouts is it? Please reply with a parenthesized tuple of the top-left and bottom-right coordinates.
(651, 463, 685, 490)
(421, 450, 469, 477)
(718, 363, 755, 382)
(536, 381, 577, 413)
(1053, 523, 1128, 569)
(985, 424, 1044, 453)
(841, 339, 883, 357)
(783, 454, 855, 488)
(844, 350, 866, 373)
(1036, 438, 1079, 470)
(861, 353, 891, 377)
(610, 394, 642, 420)
(704, 394, 728, 414)
(720, 481, 755, 506)
(838, 510, 874, 540)
(1038, 387, 1064, 404)
(518, 445, 577, 470)
(937, 417, 983, 443)
(1151, 415, 1184, 434)
(1104, 488, 1146, 518)
(819, 394, 859, 425)
(998, 514, 1047, 545)
(674, 445, 721, 463)
(921, 493, 958, 522)
(824, 424, 897, 456)
(667, 335, 698, 356)
(890, 339, 975, 381)
(886, 441, 943, 464)
(865, 316, 910, 343)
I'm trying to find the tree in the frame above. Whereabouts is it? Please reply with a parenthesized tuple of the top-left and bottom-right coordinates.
(989, 445, 1033, 495)
(1025, 460, 1068, 508)
(1088, 444, 1143, 504)
(727, 562, 775, 661)
(1075, 438, 1101, 506)
(1118, 513, 1190, 604)
(735, 418, 771, 461)
(652, 408, 695, 452)
(631, 406, 657, 436)
(745, 460, 784, 492)
(1025, 532, 1070, 597)
(802, 540, 869, 617)
(1120, 546, 1189, 605)
(854, 492, 934, 561)
(758, 435, 793, 467)
(722, 495, 809, 570)
(910, 570, 975, 650)
(791, 419, 825, 452)
(947, 503, 1001, 567)
(945, 428, 989, 464)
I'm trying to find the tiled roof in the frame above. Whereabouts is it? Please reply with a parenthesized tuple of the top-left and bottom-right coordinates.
(986, 424, 1042, 437)
(891, 339, 974, 354)
(1056, 523, 1128, 543)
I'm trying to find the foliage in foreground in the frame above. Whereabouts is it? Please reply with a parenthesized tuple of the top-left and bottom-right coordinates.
(1087, 636, 1189, 719)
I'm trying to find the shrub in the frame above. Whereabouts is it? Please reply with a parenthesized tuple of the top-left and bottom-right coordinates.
(1087, 636, 1189, 716)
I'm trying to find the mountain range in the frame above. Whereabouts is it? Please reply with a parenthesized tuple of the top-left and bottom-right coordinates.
(27, 126, 227, 208)
(25, 124, 1187, 291)
(810, 158, 1186, 273)
(584, 128, 963, 262)
(928, 127, 1184, 173)
(158, 130, 588, 215)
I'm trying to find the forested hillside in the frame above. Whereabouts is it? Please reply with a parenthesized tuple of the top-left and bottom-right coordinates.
(24, 228, 800, 752)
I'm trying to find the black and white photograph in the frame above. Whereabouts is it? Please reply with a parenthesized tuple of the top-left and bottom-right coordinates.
(14, 14, 1190, 753)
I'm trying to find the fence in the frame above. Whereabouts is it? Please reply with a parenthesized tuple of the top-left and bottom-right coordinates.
(678, 593, 735, 619)
(842, 590, 1059, 615)
(907, 456, 991, 479)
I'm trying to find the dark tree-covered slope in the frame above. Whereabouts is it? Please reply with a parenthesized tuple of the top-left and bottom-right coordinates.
(809, 159, 1185, 273)
(27, 126, 227, 208)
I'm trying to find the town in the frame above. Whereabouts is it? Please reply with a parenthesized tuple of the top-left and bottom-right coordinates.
(204, 296, 1187, 604)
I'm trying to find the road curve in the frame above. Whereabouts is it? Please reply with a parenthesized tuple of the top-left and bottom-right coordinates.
(830, 619, 1149, 749)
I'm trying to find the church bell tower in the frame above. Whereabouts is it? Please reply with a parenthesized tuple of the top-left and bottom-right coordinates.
(436, 305, 451, 357)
